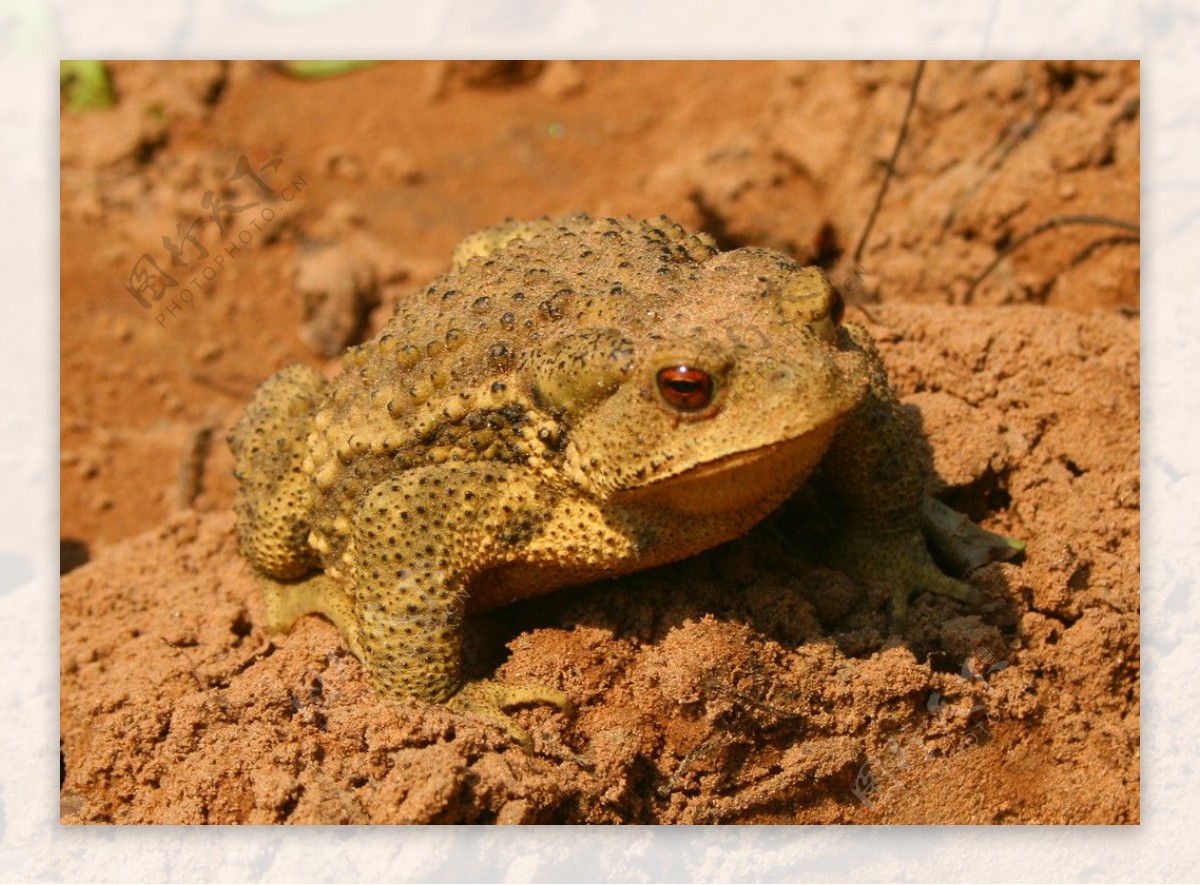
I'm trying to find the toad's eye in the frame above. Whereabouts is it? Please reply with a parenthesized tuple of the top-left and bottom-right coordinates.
(656, 365, 715, 411)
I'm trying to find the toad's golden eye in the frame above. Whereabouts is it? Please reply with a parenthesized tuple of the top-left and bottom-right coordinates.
(656, 365, 714, 411)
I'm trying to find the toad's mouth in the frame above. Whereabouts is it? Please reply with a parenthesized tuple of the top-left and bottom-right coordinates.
(611, 422, 841, 515)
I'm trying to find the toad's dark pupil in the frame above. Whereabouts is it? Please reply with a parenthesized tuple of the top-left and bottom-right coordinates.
(656, 366, 714, 411)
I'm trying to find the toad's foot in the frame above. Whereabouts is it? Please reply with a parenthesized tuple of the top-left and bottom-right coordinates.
(448, 679, 575, 751)
(828, 525, 979, 633)
(830, 498, 1022, 632)
(260, 571, 367, 658)
(262, 573, 572, 750)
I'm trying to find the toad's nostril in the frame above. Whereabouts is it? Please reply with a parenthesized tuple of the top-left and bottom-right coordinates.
(830, 287, 845, 326)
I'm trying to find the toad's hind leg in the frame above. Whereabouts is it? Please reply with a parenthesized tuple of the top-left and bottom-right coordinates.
(228, 364, 328, 579)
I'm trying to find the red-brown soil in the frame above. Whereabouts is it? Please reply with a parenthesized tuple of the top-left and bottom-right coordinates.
(60, 60, 1139, 824)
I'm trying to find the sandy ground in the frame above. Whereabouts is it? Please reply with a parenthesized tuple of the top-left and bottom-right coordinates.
(59, 59, 1139, 824)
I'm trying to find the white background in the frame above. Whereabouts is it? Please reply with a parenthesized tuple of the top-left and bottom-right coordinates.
(4, 0, 1192, 881)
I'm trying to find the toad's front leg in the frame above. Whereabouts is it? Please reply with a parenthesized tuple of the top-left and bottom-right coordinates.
(348, 464, 571, 747)
(821, 324, 1022, 630)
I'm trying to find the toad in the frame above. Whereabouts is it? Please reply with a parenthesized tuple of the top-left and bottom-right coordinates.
(229, 215, 1020, 742)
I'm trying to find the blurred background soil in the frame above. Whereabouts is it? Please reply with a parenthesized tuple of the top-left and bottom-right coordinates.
(59, 60, 1139, 823)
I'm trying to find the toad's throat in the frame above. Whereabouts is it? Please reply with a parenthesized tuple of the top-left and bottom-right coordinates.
(612, 423, 840, 515)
